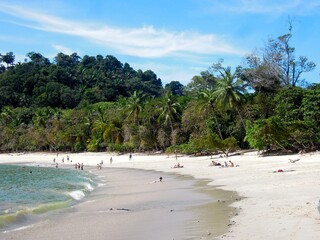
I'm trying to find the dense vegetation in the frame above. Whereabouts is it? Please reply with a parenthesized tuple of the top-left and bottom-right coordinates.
(0, 29, 319, 154)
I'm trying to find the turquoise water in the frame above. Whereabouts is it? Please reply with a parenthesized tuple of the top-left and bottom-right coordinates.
(0, 164, 97, 230)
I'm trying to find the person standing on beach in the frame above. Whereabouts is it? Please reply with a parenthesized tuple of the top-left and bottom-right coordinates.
(110, 157, 113, 164)
(129, 153, 132, 160)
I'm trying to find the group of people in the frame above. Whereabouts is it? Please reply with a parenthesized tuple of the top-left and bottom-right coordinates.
(53, 155, 71, 168)
(173, 162, 184, 168)
(75, 162, 84, 170)
(97, 159, 104, 170)
(209, 160, 237, 168)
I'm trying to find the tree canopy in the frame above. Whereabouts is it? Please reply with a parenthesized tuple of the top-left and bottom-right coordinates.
(0, 26, 319, 154)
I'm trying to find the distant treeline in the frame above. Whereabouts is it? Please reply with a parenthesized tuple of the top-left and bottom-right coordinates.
(0, 52, 163, 108)
(0, 28, 319, 153)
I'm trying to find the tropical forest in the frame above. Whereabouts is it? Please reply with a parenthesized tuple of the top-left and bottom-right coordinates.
(0, 29, 319, 154)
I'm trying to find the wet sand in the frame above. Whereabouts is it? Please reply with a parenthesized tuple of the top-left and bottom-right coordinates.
(1, 167, 236, 240)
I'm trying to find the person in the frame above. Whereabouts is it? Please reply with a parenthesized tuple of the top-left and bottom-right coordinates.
(229, 161, 235, 167)
(53, 158, 56, 164)
(55, 163, 58, 168)
(209, 160, 221, 166)
(159, 177, 163, 182)
(110, 157, 113, 164)
(67, 155, 69, 161)
(80, 163, 84, 170)
(224, 161, 228, 167)
(62, 157, 64, 163)
(173, 163, 183, 168)
(100, 160, 104, 165)
(129, 153, 132, 160)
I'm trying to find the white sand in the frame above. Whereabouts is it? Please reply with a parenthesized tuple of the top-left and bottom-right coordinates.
(1, 150, 320, 239)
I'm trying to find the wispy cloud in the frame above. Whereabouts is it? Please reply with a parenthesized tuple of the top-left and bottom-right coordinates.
(205, 0, 319, 15)
(0, 3, 245, 58)
(52, 44, 74, 55)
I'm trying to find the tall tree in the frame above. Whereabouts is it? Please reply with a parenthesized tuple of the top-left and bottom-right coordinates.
(197, 88, 223, 139)
(124, 91, 144, 126)
(244, 22, 316, 89)
(0, 52, 15, 68)
(211, 65, 247, 129)
(158, 92, 180, 132)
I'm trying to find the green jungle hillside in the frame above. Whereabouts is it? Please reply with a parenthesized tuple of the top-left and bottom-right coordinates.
(0, 30, 319, 154)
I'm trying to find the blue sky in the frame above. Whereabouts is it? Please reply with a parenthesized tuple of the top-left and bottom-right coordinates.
(0, 0, 319, 85)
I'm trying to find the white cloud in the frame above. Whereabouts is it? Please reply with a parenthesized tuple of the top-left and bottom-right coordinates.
(205, 0, 318, 15)
(52, 44, 74, 55)
(0, 3, 245, 58)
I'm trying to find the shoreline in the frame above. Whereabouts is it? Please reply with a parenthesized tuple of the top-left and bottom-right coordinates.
(1, 151, 320, 239)
(0, 155, 236, 239)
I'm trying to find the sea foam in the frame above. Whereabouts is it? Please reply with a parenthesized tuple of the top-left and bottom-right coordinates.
(69, 190, 85, 200)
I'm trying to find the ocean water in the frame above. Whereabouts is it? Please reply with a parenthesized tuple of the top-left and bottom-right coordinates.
(0, 164, 97, 231)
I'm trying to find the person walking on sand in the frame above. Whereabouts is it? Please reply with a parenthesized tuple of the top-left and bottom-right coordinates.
(129, 153, 132, 160)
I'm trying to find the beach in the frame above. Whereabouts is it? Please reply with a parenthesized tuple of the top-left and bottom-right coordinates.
(0, 150, 320, 239)
(0, 153, 235, 240)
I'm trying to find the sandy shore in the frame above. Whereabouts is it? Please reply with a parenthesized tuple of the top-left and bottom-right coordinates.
(1, 150, 320, 239)
(0, 152, 235, 240)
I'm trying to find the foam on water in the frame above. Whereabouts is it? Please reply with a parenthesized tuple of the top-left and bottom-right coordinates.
(0, 164, 100, 230)
(69, 190, 86, 201)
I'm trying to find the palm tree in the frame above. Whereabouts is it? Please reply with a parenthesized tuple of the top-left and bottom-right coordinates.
(158, 92, 180, 132)
(197, 88, 223, 139)
(213, 66, 247, 129)
(125, 91, 144, 126)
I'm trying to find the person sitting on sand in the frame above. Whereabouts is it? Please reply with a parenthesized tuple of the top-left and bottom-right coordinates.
(229, 161, 235, 167)
(173, 163, 184, 168)
(209, 160, 221, 167)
